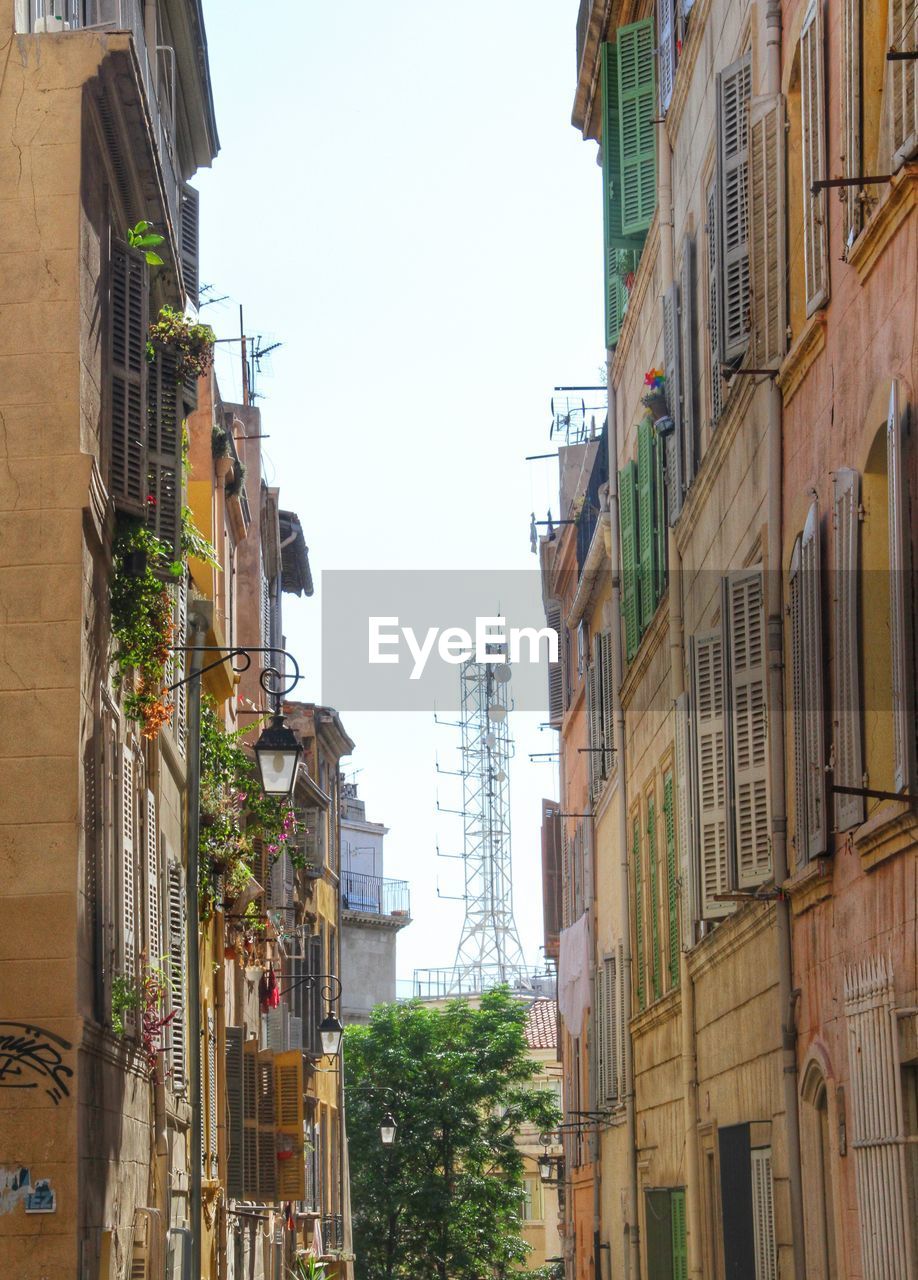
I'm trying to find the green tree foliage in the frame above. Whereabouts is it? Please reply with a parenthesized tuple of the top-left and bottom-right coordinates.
(344, 988, 560, 1280)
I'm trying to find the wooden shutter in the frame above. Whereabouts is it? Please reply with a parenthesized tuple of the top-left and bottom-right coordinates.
(658, 0, 677, 114)
(179, 183, 200, 310)
(706, 181, 724, 423)
(663, 772, 680, 990)
(599, 630, 614, 776)
(727, 571, 772, 886)
(801, 2, 829, 314)
(602, 42, 644, 348)
(801, 501, 827, 855)
(303, 933, 323, 1057)
(716, 54, 752, 362)
(888, 381, 913, 792)
(146, 344, 183, 567)
(225, 1026, 244, 1200)
(679, 237, 698, 488)
(654, 424, 667, 601)
(175, 571, 188, 757)
(693, 633, 730, 917)
(620, 461, 641, 660)
(674, 690, 698, 942)
(671, 1189, 688, 1280)
(257, 1051, 277, 1201)
(748, 95, 786, 367)
(274, 1051, 306, 1200)
(587, 647, 601, 799)
(617, 19, 657, 238)
(561, 822, 571, 930)
(120, 743, 138, 1027)
(842, 0, 862, 245)
(833, 468, 864, 830)
(602, 953, 618, 1102)
(663, 283, 684, 525)
(129, 1210, 155, 1280)
(888, 0, 918, 165)
(243, 1041, 258, 1199)
(645, 1188, 675, 1279)
(646, 796, 662, 1001)
(638, 417, 655, 630)
(616, 940, 627, 1091)
(632, 816, 646, 1010)
(109, 239, 149, 513)
(546, 603, 564, 725)
(145, 789, 161, 962)
(592, 965, 605, 1111)
(751, 1148, 777, 1280)
(167, 862, 186, 1091)
(789, 538, 809, 862)
(541, 803, 562, 955)
(261, 571, 272, 648)
(207, 1010, 218, 1177)
(718, 1124, 756, 1278)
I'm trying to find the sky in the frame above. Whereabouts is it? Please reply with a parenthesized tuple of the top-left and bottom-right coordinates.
(196, 0, 604, 983)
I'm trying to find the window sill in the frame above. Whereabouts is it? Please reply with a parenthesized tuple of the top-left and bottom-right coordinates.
(845, 163, 917, 283)
(785, 856, 833, 916)
(776, 311, 827, 408)
(853, 798, 918, 871)
(630, 983, 680, 1037)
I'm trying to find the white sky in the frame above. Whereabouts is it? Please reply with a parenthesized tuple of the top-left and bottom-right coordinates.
(197, 0, 604, 982)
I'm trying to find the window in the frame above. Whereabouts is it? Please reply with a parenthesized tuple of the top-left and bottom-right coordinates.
(522, 1175, 543, 1222)
(595, 948, 624, 1107)
(833, 468, 864, 831)
(841, 0, 863, 247)
(748, 94, 786, 367)
(644, 1187, 688, 1280)
(662, 771, 680, 989)
(632, 812, 646, 1010)
(800, 1063, 839, 1279)
(800, 1, 829, 314)
(108, 238, 149, 514)
(887, 0, 918, 166)
(117, 740, 141, 1035)
(718, 1125, 777, 1280)
(587, 631, 615, 797)
(546, 603, 564, 725)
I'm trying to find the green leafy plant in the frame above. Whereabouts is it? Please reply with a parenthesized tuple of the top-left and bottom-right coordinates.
(111, 975, 142, 1037)
(289, 1259, 328, 1280)
(180, 505, 220, 568)
(149, 305, 215, 383)
(127, 220, 165, 266)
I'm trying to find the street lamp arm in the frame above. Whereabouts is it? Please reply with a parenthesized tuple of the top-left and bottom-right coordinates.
(166, 645, 302, 706)
(276, 971, 342, 1003)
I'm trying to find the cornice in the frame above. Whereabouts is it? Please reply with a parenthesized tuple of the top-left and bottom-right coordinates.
(785, 856, 833, 917)
(567, 513, 611, 628)
(630, 983, 680, 1039)
(854, 800, 918, 872)
(686, 899, 775, 981)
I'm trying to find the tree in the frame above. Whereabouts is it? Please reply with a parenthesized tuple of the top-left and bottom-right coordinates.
(344, 987, 560, 1280)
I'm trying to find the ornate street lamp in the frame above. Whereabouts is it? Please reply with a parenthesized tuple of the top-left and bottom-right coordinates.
(319, 1009, 345, 1058)
(379, 1111, 398, 1147)
(253, 713, 302, 797)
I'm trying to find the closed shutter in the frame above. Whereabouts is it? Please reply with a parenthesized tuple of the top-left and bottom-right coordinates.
(616, 940, 627, 1091)
(888, 0, 918, 165)
(658, 0, 677, 113)
(257, 1051, 277, 1202)
(751, 1148, 777, 1280)
(663, 772, 680, 990)
(274, 1051, 306, 1200)
(303, 933, 323, 1058)
(175, 571, 188, 757)
(728, 571, 771, 886)
(888, 381, 913, 792)
(748, 95, 786, 367)
(706, 181, 724, 424)
(179, 183, 200, 310)
(145, 789, 161, 962)
(789, 538, 808, 861)
(129, 1210, 154, 1280)
(243, 1041, 258, 1199)
(266, 1007, 287, 1054)
(225, 1026, 244, 1200)
(261, 572, 272, 648)
(146, 343, 183, 567)
(646, 796, 662, 1002)
(561, 822, 571, 930)
(671, 1188, 688, 1280)
(801, 1, 829, 314)
(207, 1010, 218, 1177)
(620, 461, 641, 660)
(663, 282, 684, 525)
(632, 816, 646, 1010)
(602, 953, 618, 1102)
(645, 1188, 675, 1280)
(842, 0, 862, 245)
(109, 239, 149, 513)
(674, 690, 698, 943)
(716, 54, 752, 362)
(593, 965, 605, 1111)
(120, 743, 138, 1031)
(546, 603, 564, 725)
(638, 416, 655, 630)
(654, 422, 667, 601)
(601, 42, 645, 347)
(587, 647, 601, 799)
(679, 236, 698, 488)
(801, 501, 827, 855)
(693, 633, 730, 917)
(599, 630, 615, 776)
(167, 862, 186, 1092)
(617, 19, 657, 237)
(719, 1124, 756, 1279)
(833, 468, 864, 830)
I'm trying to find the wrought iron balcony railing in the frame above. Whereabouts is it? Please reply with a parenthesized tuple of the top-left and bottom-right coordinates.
(341, 871, 410, 920)
(321, 1213, 344, 1253)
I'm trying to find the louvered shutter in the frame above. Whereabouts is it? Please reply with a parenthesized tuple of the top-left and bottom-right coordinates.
(654, 423, 667, 601)
(304, 933, 323, 1058)
(620, 461, 641, 660)
(120, 743, 138, 1031)
(616, 940, 627, 1090)
(801, 2, 829, 314)
(647, 797, 661, 1001)
(561, 822, 571, 930)
(638, 417, 655, 630)
(145, 789, 161, 962)
(274, 1051, 306, 1200)
(889, 0, 918, 165)
(602, 42, 644, 348)
(617, 20, 657, 237)
(146, 343, 183, 568)
(600, 630, 614, 776)
(129, 1211, 153, 1280)
(789, 539, 809, 862)
(261, 572, 273, 648)
(632, 816, 646, 1010)
(833, 468, 864, 830)
(658, 0, 677, 114)
(179, 183, 200, 310)
(257, 1051, 277, 1202)
(706, 182, 724, 423)
(602, 954, 618, 1102)
(109, 239, 149, 513)
(207, 1010, 218, 1177)
(663, 772, 680, 990)
(593, 965, 605, 1111)
(728, 571, 772, 886)
(167, 862, 186, 1092)
(693, 633, 731, 917)
(589, 638, 603, 798)
(674, 690, 698, 943)
(679, 237, 698, 488)
(716, 54, 752, 362)
(225, 1026, 244, 1199)
(751, 1148, 777, 1280)
(888, 382, 913, 792)
(546, 603, 564, 725)
(842, 0, 862, 245)
(748, 95, 786, 367)
(801, 501, 827, 855)
(671, 1189, 688, 1280)
(663, 283, 684, 525)
(266, 1007, 288, 1054)
(243, 1041, 258, 1199)
(175, 571, 188, 757)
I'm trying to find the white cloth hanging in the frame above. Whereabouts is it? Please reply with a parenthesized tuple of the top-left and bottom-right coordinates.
(558, 910, 591, 1035)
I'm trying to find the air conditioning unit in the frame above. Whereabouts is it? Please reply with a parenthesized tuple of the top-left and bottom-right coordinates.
(33, 16, 70, 32)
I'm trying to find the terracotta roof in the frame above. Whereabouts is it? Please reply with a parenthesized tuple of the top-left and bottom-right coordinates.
(524, 998, 558, 1050)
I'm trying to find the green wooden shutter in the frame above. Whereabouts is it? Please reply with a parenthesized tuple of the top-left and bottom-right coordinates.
(632, 816, 645, 1010)
(619, 462, 640, 661)
(663, 772, 680, 989)
(638, 417, 655, 631)
(647, 796, 661, 1002)
(602, 42, 644, 347)
(671, 1189, 688, 1280)
(616, 19, 657, 237)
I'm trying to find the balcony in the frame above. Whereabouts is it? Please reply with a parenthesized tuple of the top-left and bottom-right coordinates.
(321, 1214, 344, 1254)
(576, 421, 609, 578)
(341, 871, 410, 924)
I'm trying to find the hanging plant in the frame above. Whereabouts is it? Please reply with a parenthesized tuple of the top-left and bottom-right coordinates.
(148, 305, 216, 384)
(641, 367, 669, 421)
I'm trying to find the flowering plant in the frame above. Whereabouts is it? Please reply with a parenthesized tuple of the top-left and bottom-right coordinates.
(148, 305, 216, 384)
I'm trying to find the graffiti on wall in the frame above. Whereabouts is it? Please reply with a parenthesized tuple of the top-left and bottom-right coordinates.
(0, 1023, 73, 1104)
(0, 1168, 57, 1215)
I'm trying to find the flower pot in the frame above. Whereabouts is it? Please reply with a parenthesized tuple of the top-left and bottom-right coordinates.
(642, 393, 670, 423)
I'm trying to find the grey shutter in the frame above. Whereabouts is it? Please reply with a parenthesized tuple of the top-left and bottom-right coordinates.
(674, 689, 698, 942)
(167, 862, 187, 1092)
(706, 182, 724, 424)
(179, 183, 200, 310)
(146, 343, 183, 567)
(663, 282, 683, 525)
(800, 0, 829, 314)
(547, 603, 564, 725)
(304, 933, 323, 1057)
(243, 1042, 258, 1199)
(658, 0, 677, 113)
(225, 1027, 244, 1199)
(748, 94, 787, 367)
(716, 54, 752, 362)
(592, 965, 604, 1111)
(588, 637, 603, 799)
(693, 632, 731, 917)
(616, 940, 627, 1094)
(600, 630, 614, 776)
(602, 954, 618, 1102)
(801, 501, 827, 856)
(207, 1010, 218, 1177)
(842, 0, 862, 245)
(750, 1148, 778, 1280)
(145, 789, 161, 962)
(561, 822, 571, 930)
(789, 538, 809, 862)
(833, 468, 864, 830)
(119, 743, 138, 1029)
(727, 571, 772, 887)
(888, 381, 913, 792)
(889, 0, 918, 166)
(679, 236, 698, 490)
(109, 239, 149, 513)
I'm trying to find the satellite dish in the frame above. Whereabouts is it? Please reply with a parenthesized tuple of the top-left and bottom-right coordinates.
(488, 704, 507, 723)
(485, 732, 497, 749)
(495, 769, 507, 782)
(494, 664, 511, 684)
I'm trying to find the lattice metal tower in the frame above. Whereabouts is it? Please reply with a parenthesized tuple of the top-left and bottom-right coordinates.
(449, 658, 526, 993)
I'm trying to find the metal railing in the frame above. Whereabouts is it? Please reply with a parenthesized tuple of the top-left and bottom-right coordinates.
(576, 422, 609, 578)
(321, 1214, 344, 1253)
(341, 871, 410, 920)
(410, 964, 557, 1002)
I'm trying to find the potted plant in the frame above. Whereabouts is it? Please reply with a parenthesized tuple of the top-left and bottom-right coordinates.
(641, 368, 670, 425)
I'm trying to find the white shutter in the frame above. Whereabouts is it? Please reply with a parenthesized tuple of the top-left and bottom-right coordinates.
(663, 282, 683, 524)
(266, 1006, 288, 1053)
(145, 789, 161, 963)
(801, 501, 827, 855)
(751, 1148, 778, 1280)
(616, 940, 627, 1095)
(592, 965, 605, 1111)
(833, 468, 864, 830)
(716, 53, 752, 362)
(167, 862, 187, 1092)
(842, 0, 862, 246)
(801, 1, 829, 315)
(658, 0, 677, 112)
(728, 571, 772, 886)
(706, 181, 724, 424)
(674, 689, 698, 941)
(679, 236, 697, 489)
(888, 381, 913, 792)
(789, 539, 809, 863)
(888, 0, 918, 166)
(120, 743, 138, 1032)
(693, 633, 731, 917)
(547, 603, 564, 725)
(748, 95, 786, 367)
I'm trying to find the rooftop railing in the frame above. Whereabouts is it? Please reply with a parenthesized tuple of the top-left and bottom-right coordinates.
(341, 871, 410, 920)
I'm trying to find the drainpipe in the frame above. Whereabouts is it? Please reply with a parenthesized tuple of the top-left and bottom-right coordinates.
(186, 605, 210, 1280)
(605, 361, 639, 1280)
